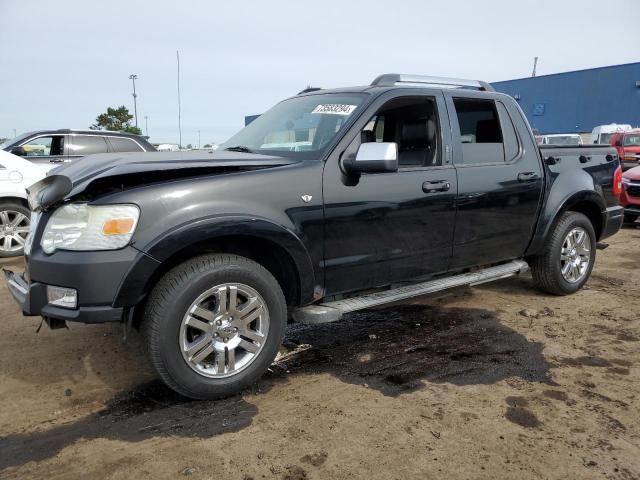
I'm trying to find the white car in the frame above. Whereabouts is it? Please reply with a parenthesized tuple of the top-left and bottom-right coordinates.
(539, 134, 583, 146)
(0, 150, 53, 257)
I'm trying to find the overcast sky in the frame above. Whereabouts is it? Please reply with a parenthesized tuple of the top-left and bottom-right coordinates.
(1, 0, 639, 145)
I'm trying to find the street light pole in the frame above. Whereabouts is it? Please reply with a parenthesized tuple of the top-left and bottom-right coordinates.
(177, 51, 182, 149)
(129, 74, 139, 128)
(144, 115, 149, 137)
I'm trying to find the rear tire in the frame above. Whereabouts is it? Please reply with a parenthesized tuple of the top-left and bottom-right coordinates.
(530, 212, 596, 295)
(143, 254, 287, 400)
(623, 213, 638, 225)
(0, 201, 30, 258)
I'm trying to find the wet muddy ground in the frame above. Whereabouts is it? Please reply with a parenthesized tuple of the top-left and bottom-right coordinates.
(1, 225, 639, 479)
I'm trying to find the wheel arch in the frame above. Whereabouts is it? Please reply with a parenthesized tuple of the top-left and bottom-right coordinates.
(114, 217, 316, 314)
(526, 190, 605, 257)
(0, 196, 29, 208)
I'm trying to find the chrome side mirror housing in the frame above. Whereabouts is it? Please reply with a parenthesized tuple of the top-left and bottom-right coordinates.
(344, 142, 398, 174)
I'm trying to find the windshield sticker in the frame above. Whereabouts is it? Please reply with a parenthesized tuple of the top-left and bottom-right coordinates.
(311, 104, 358, 115)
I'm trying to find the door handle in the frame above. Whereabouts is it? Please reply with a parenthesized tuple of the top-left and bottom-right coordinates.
(517, 172, 538, 182)
(422, 180, 451, 193)
(49, 158, 64, 163)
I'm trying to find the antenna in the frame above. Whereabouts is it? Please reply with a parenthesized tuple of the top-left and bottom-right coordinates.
(532, 57, 538, 77)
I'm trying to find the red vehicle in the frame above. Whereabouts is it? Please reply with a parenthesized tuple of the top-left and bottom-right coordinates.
(621, 166, 640, 224)
(610, 129, 640, 170)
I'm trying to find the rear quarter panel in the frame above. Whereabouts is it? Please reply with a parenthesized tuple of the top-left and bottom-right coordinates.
(526, 146, 619, 255)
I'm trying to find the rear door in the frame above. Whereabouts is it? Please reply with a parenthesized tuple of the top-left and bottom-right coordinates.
(445, 93, 543, 268)
(68, 134, 111, 161)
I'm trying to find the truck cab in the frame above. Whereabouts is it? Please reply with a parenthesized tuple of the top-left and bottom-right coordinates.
(610, 129, 640, 170)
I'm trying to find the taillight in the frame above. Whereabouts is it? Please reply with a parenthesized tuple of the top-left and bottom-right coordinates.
(613, 165, 622, 197)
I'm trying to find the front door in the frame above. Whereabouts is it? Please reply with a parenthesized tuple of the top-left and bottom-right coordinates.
(17, 134, 67, 165)
(322, 92, 457, 296)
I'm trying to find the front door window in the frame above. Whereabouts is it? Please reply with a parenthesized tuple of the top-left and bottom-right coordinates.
(20, 136, 64, 157)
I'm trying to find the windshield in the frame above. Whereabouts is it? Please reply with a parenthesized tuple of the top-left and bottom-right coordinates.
(0, 132, 33, 150)
(599, 133, 614, 144)
(546, 135, 580, 145)
(221, 93, 366, 159)
(623, 134, 640, 147)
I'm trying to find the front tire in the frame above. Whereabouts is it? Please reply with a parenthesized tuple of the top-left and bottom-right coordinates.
(530, 212, 596, 295)
(143, 254, 287, 399)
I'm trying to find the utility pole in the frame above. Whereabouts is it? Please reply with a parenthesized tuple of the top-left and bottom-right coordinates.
(129, 74, 139, 127)
(144, 115, 149, 137)
(198, 130, 201, 149)
(532, 57, 538, 77)
(177, 51, 182, 149)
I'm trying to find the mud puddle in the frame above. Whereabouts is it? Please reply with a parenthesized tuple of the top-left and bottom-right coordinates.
(276, 304, 553, 395)
(0, 304, 552, 470)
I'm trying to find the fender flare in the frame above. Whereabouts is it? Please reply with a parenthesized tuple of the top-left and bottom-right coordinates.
(114, 215, 316, 308)
(526, 189, 606, 256)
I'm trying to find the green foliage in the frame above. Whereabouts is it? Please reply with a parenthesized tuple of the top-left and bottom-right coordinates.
(91, 106, 140, 134)
(124, 126, 142, 135)
(203, 144, 212, 148)
(0, 137, 8, 145)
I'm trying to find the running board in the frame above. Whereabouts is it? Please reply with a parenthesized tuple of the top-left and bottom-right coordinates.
(292, 260, 529, 324)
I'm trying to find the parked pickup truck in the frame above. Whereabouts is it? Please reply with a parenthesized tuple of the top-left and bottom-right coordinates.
(4, 74, 624, 399)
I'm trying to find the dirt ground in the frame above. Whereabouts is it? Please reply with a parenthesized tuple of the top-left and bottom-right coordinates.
(1, 225, 639, 480)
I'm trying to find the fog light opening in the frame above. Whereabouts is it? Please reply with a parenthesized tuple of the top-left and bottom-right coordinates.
(46, 286, 78, 309)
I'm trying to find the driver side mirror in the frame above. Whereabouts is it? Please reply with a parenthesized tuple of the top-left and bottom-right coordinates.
(343, 142, 398, 174)
(10, 146, 26, 157)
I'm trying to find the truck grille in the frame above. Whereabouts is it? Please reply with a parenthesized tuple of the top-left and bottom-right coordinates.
(628, 185, 640, 197)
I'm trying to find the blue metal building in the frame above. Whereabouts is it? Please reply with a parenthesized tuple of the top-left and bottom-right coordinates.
(492, 62, 640, 134)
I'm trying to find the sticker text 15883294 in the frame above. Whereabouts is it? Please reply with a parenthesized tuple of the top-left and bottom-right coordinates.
(311, 104, 358, 115)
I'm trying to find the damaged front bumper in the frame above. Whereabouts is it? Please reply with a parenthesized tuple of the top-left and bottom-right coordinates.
(3, 268, 125, 327)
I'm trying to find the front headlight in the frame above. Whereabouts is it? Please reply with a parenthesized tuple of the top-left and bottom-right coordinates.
(41, 203, 140, 254)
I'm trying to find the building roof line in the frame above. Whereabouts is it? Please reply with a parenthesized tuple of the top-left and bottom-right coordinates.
(492, 61, 640, 84)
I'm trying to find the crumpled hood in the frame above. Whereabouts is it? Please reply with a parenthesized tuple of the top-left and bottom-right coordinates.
(28, 150, 298, 211)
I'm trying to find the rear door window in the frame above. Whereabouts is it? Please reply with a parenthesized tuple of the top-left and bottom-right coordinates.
(496, 102, 519, 161)
(69, 135, 110, 156)
(109, 137, 145, 152)
(453, 98, 505, 164)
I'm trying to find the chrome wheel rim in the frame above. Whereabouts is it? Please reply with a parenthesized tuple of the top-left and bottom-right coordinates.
(0, 210, 30, 253)
(180, 283, 269, 378)
(560, 227, 591, 283)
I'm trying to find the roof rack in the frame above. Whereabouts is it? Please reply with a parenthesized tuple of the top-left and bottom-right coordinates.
(371, 74, 495, 92)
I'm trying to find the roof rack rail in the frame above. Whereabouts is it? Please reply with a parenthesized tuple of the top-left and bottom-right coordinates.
(371, 74, 495, 92)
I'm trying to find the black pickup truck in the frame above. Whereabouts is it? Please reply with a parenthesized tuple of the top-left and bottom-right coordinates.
(4, 74, 624, 399)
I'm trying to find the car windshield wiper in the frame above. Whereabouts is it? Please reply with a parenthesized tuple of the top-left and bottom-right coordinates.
(224, 145, 253, 153)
